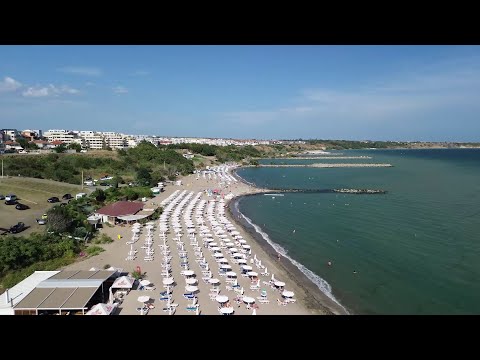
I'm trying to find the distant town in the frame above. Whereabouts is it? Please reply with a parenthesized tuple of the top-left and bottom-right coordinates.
(1, 128, 479, 154)
(0, 128, 298, 154)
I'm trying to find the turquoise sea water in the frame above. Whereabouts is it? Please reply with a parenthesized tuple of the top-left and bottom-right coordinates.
(236, 149, 480, 314)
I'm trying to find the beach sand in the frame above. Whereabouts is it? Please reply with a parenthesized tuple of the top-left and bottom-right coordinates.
(63, 168, 347, 315)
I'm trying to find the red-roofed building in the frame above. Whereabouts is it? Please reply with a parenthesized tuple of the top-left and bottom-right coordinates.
(32, 140, 49, 148)
(96, 201, 145, 224)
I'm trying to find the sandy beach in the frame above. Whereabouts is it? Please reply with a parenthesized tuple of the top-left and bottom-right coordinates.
(63, 165, 347, 315)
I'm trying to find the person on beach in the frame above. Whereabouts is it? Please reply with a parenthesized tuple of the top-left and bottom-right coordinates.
(277, 254, 281, 261)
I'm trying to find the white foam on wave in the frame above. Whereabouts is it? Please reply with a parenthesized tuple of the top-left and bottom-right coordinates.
(232, 169, 257, 187)
(234, 199, 350, 314)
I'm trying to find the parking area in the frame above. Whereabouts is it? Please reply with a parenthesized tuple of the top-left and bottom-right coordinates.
(0, 177, 90, 236)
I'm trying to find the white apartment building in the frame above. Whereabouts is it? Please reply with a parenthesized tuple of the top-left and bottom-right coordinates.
(44, 129, 76, 145)
(102, 132, 127, 149)
(82, 133, 104, 149)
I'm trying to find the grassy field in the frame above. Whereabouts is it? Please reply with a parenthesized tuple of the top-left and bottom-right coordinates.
(0, 177, 90, 236)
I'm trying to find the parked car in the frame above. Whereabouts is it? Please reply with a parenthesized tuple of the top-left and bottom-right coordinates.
(47, 197, 60, 203)
(15, 203, 30, 210)
(41, 213, 48, 220)
(0, 194, 5, 200)
(5, 194, 17, 201)
(9, 222, 26, 234)
(36, 218, 47, 225)
(99, 182, 109, 186)
(62, 193, 73, 200)
(100, 175, 113, 181)
(5, 199, 17, 205)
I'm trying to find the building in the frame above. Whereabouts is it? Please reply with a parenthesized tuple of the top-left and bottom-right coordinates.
(21, 130, 38, 142)
(95, 201, 146, 224)
(1, 129, 20, 142)
(81, 133, 104, 150)
(1, 270, 119, 315)
(44, 129, 76, 145)
(103, 132, 127, 149)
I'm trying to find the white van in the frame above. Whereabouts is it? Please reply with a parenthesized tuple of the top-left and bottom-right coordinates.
(75, 193, 87, 200)
(6, 194, 17, 201)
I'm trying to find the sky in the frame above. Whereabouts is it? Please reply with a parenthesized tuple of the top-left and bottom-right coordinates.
(1, 45, 480, 142)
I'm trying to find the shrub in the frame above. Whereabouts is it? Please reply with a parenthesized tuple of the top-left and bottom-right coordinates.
(92, 233, 113, 244)
(85, 245, 105, 257)
(103, 264, 111, 269)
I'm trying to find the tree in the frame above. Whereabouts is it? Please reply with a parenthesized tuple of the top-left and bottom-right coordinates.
(54, 144, 67, 153)
(68, 143, 82, 153)
(91, 188, 106, 202)
(136, 167, 152, 186)
(46, 206, 71, 234)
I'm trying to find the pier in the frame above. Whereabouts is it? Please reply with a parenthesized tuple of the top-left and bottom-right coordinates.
(260, 156, 372, 160)
(254, 163, 393, 168)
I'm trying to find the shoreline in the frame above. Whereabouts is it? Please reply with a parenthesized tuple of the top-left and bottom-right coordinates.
(228, 168, 350, 315)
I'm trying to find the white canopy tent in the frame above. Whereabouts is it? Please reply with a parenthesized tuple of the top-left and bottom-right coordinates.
(112, 276, 135, 289)
(86, 303, 117, 315)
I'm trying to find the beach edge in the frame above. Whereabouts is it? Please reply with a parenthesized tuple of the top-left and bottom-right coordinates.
(227, 167, 349, 315)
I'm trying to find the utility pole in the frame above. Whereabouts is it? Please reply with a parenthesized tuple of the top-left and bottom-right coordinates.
(81, 170, 84, 190)
(1, 158, 3, 179)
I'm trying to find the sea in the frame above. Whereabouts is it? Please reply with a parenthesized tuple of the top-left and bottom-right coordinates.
(234, 149, 480, 314)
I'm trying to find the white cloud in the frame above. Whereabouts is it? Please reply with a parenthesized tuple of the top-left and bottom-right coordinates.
(22, 84, 80, 98)
(0, 76, 22, 93)
(224, 58, 480, 128)
(58, 66, 102, 76)
(113, 86, 128, 94)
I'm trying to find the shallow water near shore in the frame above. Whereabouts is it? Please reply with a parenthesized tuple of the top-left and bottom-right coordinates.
(236, 149, 480, 314)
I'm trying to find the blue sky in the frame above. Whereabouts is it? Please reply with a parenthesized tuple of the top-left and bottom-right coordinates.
(1, 45, 480, 141)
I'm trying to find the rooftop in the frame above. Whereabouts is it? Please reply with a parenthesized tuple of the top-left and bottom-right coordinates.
(96, 201, 144, 217)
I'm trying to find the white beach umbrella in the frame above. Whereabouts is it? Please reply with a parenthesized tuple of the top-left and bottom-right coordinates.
(186, 278, 197, 285)
(247, 271, 258, 277)
(137, 295, 150, 315)
(208, 278, 220, 285)
(220, 264, 232, 270)
(242, 296, 255, 304)
(183, 270, 195, 277)
(282, 290, 295, 298)
(229, 247, 238, 253)
(242, 265, 253, 271)
(216, 295, 229, 303)
(213, 253, 224, 258)
(274, 281, 286, 288)
(242, 245, 251, 249)
(185, 285, 198, 293)
(220, 307, 234, 315)
(140, 280, 151, 287)
(237, 259, 247, 264)
(226, 271, 237, 278)
(163, 278, 174, 285)
(238, 239, 247, 244)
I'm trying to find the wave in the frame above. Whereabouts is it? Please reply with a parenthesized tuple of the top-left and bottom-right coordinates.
(234, 199, 350, 314)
